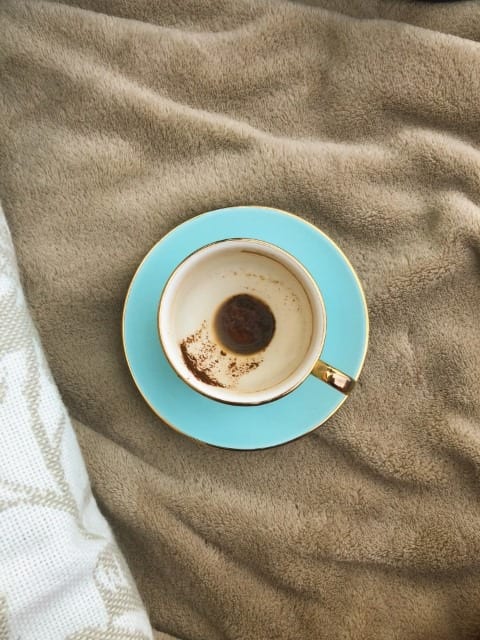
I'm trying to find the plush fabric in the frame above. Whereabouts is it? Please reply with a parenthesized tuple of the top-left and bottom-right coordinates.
(1, 1, 480, 638)
(0, 206, 153, 639)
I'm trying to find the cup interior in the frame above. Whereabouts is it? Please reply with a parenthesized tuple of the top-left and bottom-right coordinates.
(159, 239, 325, 405)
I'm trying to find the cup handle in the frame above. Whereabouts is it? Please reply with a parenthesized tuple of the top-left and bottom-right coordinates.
(311, 360, 355, 395)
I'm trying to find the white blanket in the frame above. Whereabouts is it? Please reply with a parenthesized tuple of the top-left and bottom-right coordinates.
(0, 206, 152, 639)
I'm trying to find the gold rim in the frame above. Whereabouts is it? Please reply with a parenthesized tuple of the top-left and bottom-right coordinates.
(121, 205, 369, 451)
(156, 237, 327, 406)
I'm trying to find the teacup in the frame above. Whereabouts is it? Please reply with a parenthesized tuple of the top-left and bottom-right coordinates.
(158, 239, 353, 405)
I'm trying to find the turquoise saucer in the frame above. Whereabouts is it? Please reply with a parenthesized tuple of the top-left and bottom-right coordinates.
(122, 206, 368, 450)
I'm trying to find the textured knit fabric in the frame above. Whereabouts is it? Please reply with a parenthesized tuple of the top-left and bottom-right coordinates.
(0, 206, 153, 639)
(1, 1, 480, 639)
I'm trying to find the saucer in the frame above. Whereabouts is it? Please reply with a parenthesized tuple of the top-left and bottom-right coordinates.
(122, 206, 368, 450)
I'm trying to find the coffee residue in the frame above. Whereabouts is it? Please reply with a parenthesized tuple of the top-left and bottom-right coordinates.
(180, 342, 225, 388)
(179, 320, 262, 389)
(228, 360, 259, 374)
(214, 294, 275, 355)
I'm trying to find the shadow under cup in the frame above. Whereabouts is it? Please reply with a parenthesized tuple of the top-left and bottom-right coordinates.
(158, 239, 327, 405)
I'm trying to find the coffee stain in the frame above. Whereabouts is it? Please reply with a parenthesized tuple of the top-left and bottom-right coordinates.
(244, 272, 281, 285)
(180, 342, 225, 388)
(179, 320, 262, 389)
(214, 294, 275, 355)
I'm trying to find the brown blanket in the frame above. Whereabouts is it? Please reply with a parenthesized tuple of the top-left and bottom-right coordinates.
(1, 1, 480, 638)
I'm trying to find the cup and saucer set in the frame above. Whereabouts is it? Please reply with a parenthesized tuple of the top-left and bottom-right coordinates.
(122, 206, 368, 450)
